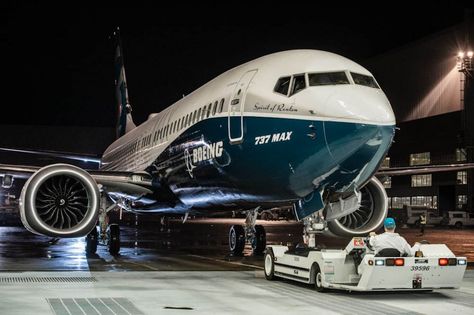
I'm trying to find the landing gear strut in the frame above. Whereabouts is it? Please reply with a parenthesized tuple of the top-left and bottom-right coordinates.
(84, 195, 123, 255)
(302, 211, 327, 248)
(229, 207, 266, 256)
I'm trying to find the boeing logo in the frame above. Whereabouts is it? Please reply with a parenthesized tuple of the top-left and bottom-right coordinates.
(184, 141, 224, 178)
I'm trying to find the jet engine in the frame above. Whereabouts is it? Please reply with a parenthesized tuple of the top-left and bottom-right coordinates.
(20, 164, 100, 238)
(327, 177, 388, 237)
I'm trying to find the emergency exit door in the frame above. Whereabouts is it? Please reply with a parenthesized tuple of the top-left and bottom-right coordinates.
(228, 69, 257, 144)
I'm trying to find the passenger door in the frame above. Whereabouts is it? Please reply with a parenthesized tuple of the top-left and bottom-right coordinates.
(228, 69, 257, 144)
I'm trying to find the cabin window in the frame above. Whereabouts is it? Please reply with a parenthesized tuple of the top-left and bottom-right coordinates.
(290, 74, 306, 96)
(274, 76, 291, 95)
(308, 72, 350, 86)
(212, 102, 217, 116)
(193, 110, 197, 124)
(197, 108, 202, 122)
(206, 103, 212, 118)
(350, 72, 380, 88)
(218, 99, 224, 113)
(201, 106, 207, 120)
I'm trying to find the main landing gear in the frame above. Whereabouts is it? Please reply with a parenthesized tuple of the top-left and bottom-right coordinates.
(229, 208, 266, 256)
(85, 196, 122, 255)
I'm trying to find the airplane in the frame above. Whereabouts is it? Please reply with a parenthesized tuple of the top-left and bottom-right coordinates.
(1, 29, 472, 256)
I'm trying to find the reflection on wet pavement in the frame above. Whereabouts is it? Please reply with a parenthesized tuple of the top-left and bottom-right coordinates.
(0, 218, 473, 272)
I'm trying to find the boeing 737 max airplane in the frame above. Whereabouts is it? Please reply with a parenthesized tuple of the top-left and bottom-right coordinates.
(1, 31, 472, 255)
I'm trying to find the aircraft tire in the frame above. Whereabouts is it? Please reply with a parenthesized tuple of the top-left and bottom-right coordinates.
(85, 226, 98, 255)
(229, 225, 245, 256)
(107, 224, 121, 255)
(252, 225, 266, 255)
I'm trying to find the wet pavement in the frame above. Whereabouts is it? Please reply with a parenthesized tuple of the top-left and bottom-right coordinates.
(0, 218, 473, 271)
(1, 219, 474, 314)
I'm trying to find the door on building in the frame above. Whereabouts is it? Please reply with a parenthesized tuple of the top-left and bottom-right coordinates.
(438, 185, 455, 215)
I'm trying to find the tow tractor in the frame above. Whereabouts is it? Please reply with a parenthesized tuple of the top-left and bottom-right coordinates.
(264, 236, 467, 291)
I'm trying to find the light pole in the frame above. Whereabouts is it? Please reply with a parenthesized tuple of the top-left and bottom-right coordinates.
(457, 50, 473, 213)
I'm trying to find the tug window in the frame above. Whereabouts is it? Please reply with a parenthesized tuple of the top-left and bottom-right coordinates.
(350, 72, 380, 88)
(308, 72, 349, 86)
(274, 76, 291, 95)
(290, 74, 306, 96)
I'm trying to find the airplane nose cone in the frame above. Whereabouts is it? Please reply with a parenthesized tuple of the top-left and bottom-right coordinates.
(325, 86, 395, 125)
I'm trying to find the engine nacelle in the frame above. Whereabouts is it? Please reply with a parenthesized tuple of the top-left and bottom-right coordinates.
(20, 164, 100, 238)
(327, 177, 388, 237)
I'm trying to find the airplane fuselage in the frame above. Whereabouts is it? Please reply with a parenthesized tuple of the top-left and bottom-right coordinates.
(101, 50, 396, 215)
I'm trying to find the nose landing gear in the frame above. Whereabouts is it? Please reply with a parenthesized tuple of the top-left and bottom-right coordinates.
(229, 207, 266, 256)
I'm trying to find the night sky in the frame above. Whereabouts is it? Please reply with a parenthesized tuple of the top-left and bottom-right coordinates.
(5, 3, 472, 128)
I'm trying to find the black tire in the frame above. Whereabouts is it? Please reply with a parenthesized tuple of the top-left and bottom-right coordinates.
(229, 225, 245, 256)
(85, 226, 98, 255)
(107, 224, 120, 255)
(455, 221, 463, 229)
(252, 225, 266, 255)
(312, 263, 325, 292)
(264, 249, 276, 280)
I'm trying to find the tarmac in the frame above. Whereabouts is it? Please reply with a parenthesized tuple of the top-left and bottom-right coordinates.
(0, 218, 473, 314)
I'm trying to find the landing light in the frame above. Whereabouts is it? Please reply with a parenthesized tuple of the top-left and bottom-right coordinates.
(375, 259, 384, 266)
(468, 51, 474, 58)
(394, 258, 404, 266)
(458, 51, 465, 58)
(439, 258, 449, 266)
(458, 259, 467, 265)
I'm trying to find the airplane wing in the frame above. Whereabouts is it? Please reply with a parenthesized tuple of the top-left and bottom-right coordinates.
(0, 147, 101, 164)
(376, 163, 474, 176)
(0, 163, 153, 195)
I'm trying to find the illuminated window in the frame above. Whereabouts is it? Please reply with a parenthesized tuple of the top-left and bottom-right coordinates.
(411, 174, 432, 187)
(392, 197, 410, 209)
(457, 195, 467, 210)
(411, 196, 434, 208)
(410, 152, 430, 166)
(381, 157, 390, 168)
(383, 177, 391, 188)
(456, 148, 467, 162)
(457, 171, 467, 185)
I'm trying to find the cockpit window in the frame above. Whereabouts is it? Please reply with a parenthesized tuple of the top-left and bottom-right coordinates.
(290, 74, 306, 96)
(350, 72, 380, 88)
(274, 76, 291, 95)
(308, 72, 349, 86)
